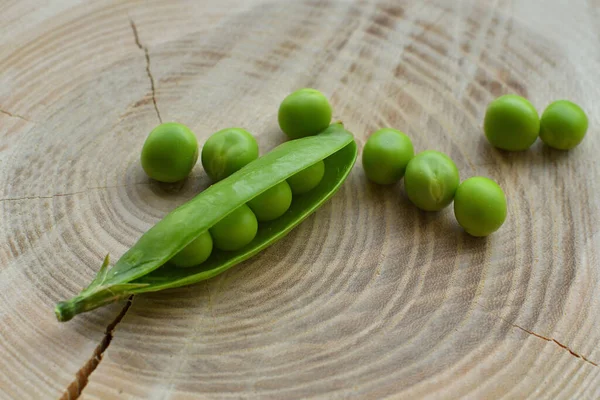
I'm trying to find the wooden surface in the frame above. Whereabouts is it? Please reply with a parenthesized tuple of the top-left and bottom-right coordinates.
(1, 0, 599, 399)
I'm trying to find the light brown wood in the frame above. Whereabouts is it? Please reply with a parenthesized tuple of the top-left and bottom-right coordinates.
(1, 0, 599, 399)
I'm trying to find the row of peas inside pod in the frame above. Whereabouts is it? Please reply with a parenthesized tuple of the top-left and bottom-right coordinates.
(139, 89, 333, 268)
(362, 94, 589, 237)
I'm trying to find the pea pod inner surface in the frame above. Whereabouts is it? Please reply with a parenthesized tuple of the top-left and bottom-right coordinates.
(55, 123, 357, 321)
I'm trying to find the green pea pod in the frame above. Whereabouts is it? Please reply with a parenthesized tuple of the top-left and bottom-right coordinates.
(55, 123, 357, 321)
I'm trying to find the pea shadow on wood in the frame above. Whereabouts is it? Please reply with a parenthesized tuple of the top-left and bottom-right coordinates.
(127, 159, 212, 199)
(476, 134, 575, 170)
(256, 119, 289, 154)
(363, 173, 475, 239)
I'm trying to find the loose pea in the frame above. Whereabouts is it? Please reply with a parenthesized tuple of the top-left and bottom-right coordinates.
(209, 204, 258, 251)
(247, 181, 293, 221)
(201, 128, 259, 182)
(454, 177, 507, 237)
(141, 122, 198, 183)
(484, 94, 540, 151)
(170, 231, 213, 267)
(539, 100, 588, 150)
(287, 160, 325, 195)
(404, 150, 460, 211)
(362, 128, 414, 184)
(278, 88, 332, 139)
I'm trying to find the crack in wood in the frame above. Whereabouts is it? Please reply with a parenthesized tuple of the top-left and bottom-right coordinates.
(0, 108, 34, 123)
(0, 183, 151, 202)
(475, 302, 598, 368)
(0, 191, 87, 202)
(129, 19, 162, 124)
(60, 297, 133, 400)
(512, 324, 599, 367)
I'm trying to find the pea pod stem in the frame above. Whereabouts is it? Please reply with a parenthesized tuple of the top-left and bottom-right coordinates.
(55, 288, 132, 322)
(55, 256, 149, 321)
(55, 123, 357, 321)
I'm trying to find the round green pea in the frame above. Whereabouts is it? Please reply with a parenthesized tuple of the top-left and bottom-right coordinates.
(484, 94, 540, 151)
(539, 100, 588, 150)
(201, 128, 259, 182)
(278, 88, 332, 139)
(362, 128, 414, 184)
(287, 160, 325, 195)
(141, 122, 198, 183)
(247, 181, 293, 221)
(209, 204, 258, 251)
(454, 177, 507, 237)
(170, 231, 213, 267)
(404, 150, 460, 211)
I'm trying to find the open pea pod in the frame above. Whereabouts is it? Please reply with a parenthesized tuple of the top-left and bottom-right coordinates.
(55, 123, 357, 321)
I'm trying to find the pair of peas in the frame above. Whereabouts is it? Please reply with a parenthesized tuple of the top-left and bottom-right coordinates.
(484, 95, 589, 151)
(140, 89, 333, 267)
(362, 129, 505, 237)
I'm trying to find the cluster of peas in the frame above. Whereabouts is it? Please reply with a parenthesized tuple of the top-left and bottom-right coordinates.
(363, 94, 589, 237)
(140, 89, 589, 267)
(139, 89, 333, 267)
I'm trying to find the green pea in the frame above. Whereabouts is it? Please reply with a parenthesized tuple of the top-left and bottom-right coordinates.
(404, 150, 460, 211)
(454, 177, 507, 237)
(484, 94, 540, 151)
(362, 128, 414, 184)
(248, 181, 293, 221)
(209, 204, 258, 251)
(278, 88, 332, 139)
(141, 122, 198, 183)
(539, 100, 588, 150)
(201, 128, 259, 182)
(170, 231, 213, 267)
(287, 160, 325, 195)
